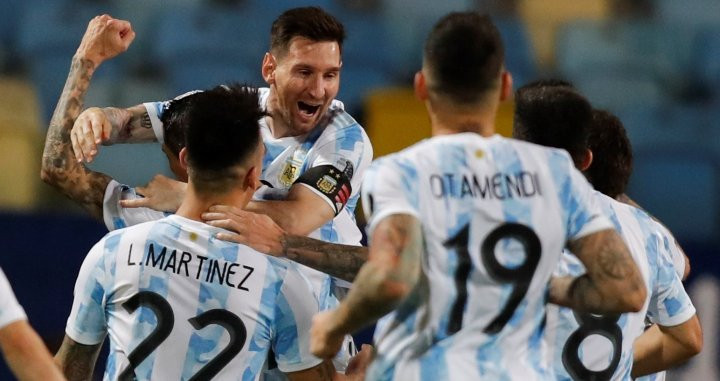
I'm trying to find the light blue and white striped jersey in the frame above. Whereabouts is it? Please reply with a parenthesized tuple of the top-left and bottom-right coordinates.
(141, 87, 373, 291)
(361, 133, 614, 381)
(544, 193, 696, 381)
(66, 215, 322, 380)
(0, 267, 26, 329)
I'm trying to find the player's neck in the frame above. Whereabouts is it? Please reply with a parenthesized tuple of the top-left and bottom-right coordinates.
(430, 111, 496, 137)
(176, 185, 250, 222)
(427, 98, 497, 137)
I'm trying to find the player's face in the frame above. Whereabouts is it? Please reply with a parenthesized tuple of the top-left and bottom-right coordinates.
(267, 37, 341, 136)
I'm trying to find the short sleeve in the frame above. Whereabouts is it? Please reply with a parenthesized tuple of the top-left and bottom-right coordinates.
(561, 160, 614, 240)
(65, 240, 110, 345)
(103, 180, 167, 231)
(361, 156, 420, 238)
(306, 124, 373, 197)
(647, 241, 696, 327)
(272, 265, 323, 373)
(0, 267, 26, 329)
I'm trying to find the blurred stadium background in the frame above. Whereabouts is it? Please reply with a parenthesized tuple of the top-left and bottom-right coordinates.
(0, 0, 718, 379)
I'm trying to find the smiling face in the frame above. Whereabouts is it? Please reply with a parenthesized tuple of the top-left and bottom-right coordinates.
(263, 36, 341, 137)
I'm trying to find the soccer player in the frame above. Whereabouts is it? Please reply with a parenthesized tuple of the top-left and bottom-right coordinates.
(67, 6, 372, 251)
(511, 83, 702, 380)
(55, 83, 351, 380)
(0, 267, 65, 381)
(60, 9, 370, 365)
(309, 12, 646, 380)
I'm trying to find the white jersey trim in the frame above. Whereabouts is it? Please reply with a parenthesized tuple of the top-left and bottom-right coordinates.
(143, 102, 165, 144)
(366, 207, 421, 238)
(653, 305, 697, 328)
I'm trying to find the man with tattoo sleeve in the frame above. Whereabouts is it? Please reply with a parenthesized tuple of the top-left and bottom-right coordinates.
(67, 7, 372, 284)
(40, 14, 193, 230)
(56, 82, 356, 381)
(511, 83, 701, 380)
(40, 15, 135, 221)
(66, 10, 370, 369)
(309, 12, 645, 380)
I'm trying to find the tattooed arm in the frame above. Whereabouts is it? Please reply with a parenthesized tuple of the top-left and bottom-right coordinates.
(549, 229, 646, 313)
(282, 236, 368, 282)
(310, 214, 422, 359)
(54, 335, 103, 381)
(70, 104, 155, 163)
(203, 206, 367, 282)
(40, 15, 135, 219)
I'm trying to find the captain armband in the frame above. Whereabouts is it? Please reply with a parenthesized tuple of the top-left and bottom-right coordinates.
(294, 165, 352, 216)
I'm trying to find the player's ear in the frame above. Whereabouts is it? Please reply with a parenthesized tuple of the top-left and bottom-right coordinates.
(580, 148, 593, 171)
(499, 70, 513, 102)
(262, 52, 276, 85)
(245, 165, 261, 191)
(414, 70, 428, 101)
(179, 147, 189, 170)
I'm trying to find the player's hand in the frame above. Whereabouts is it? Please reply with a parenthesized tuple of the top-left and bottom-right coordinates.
(311, 311, 346, 360)
(71, 107, 114, 162)
(203, 206, 286, 256)
(344, 344, 374, 381)
(75, 14, 135, 67)
(120, 175, 186, 212)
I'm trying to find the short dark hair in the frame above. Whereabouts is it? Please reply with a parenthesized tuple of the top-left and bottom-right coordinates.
(270, 6, 345, 56)
(184, 84, 266, 193)
(520, 78, 574, 89)
(586, 109, 633, 198)
(513, 85, 592, 168)
(162, 92, 198, 158)
(423, 12, 504, 104)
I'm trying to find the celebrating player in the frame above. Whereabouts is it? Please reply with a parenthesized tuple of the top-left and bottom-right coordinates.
(309, 12, 646, 380)
(66, 6, 371, 249)
(56, 9, 371, 368)
(0, 267, 65, 381)
(55, 83, 353, 380)
(512, 82, 702, 380)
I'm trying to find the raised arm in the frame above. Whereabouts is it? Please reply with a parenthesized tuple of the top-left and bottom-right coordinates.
(40, 15, 135, 219)
(549, 229, 646, 314)
(310, 214, 422, 359)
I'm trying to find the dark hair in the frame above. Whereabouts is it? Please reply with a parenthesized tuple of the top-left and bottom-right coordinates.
(423, 12, 504, 104)
(162, 91, 199, 158)
(513, 85, 592, 168)
(270, 6, 345, 56)
(586, 109, 633, 198)
(520, 78, 574, 90)
(184, 84, 266, 193)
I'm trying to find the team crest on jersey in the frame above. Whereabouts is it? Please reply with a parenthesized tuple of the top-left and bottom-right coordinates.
(317, 174, 338, 194)
(279, 159, 302, 187)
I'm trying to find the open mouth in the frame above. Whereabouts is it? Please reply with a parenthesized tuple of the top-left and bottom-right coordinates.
(297, 101, 320, 118)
